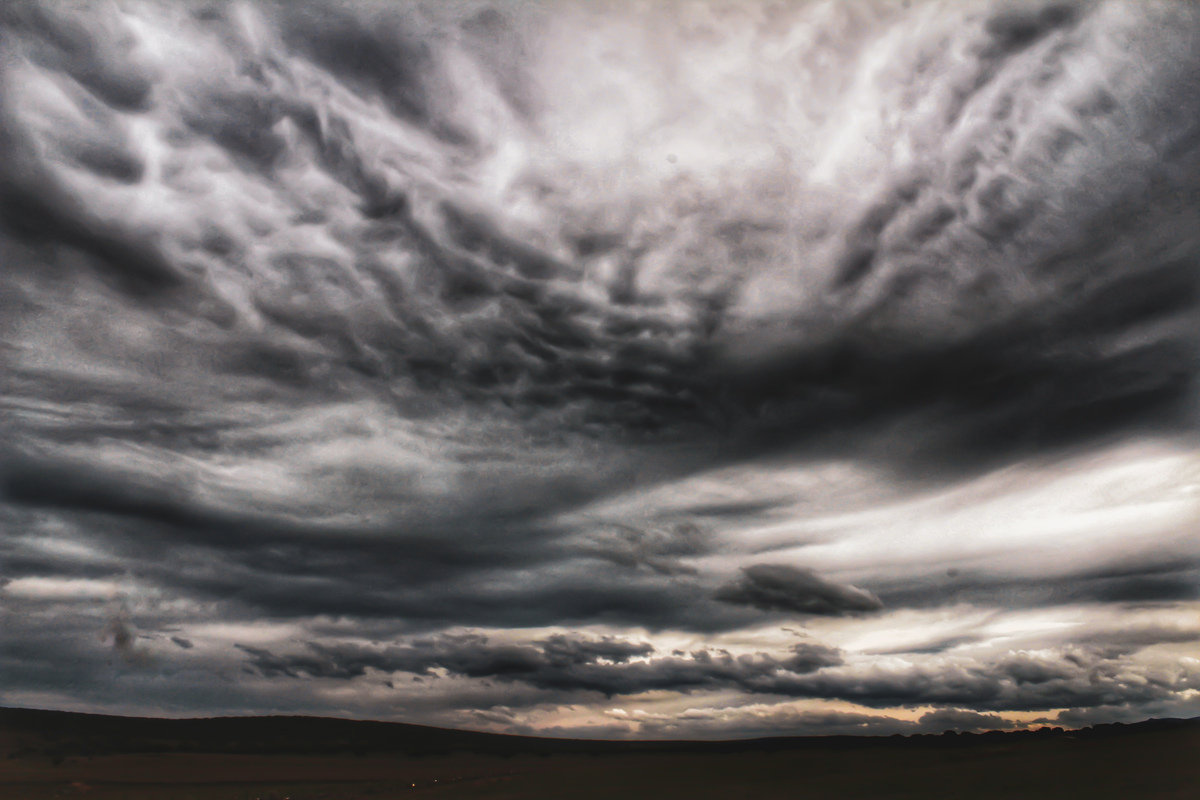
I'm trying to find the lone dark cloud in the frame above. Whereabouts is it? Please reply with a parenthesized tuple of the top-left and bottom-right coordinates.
(715, 565, 883, 616)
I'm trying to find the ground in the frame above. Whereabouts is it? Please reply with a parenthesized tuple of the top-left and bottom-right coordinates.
(2, 710, 1196, 799)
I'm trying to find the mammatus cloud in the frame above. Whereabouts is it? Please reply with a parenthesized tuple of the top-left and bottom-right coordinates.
(2, 0, 1200, 737)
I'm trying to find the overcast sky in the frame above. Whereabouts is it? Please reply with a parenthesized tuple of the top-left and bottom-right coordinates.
(2, 0, 1199, 740)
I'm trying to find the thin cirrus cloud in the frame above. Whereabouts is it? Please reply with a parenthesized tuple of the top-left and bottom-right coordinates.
(1, 0, 1199, 738)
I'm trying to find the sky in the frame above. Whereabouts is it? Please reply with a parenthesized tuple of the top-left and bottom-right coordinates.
(1, 0, 1199, 740)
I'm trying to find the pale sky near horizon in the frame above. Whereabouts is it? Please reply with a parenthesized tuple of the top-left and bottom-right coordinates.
(2, 0, 1199, 739)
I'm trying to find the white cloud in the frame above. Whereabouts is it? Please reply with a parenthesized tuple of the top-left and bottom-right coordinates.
(4, 577, 126, 600)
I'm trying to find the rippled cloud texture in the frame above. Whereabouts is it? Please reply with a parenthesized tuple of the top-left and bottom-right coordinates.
(2, 0, 1199, 738)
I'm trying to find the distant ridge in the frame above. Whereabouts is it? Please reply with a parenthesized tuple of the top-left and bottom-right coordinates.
(4, 707, 1197, 799)
(3, 706, 1197, 759)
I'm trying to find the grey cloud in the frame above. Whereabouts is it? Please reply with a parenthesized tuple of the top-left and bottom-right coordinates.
(715, 565, 883, 617)
(231, 631, 1197, 714)
(876, 557, 1200, 610)
(574, 520, 710, 576)
(634, 708, 1018, 741)
(237, 634, 844, 699)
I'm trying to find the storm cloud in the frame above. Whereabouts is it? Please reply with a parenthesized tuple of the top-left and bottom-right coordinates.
(2, 0, 1200, 738)
(237, 633, 843, 698)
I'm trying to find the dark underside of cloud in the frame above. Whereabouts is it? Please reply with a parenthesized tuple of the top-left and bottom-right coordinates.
(2, 0, 1200, 730)
(229, 627, 1197, 713)
(715, 564, 884, 616)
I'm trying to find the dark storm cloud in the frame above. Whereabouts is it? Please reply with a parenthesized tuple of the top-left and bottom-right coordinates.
(236, 633, 844, 698)
(715, 564, 884, 616)
(0, 504, 750, 634)
(875, 556, 1200, 610)
(229, 629, 1195, 714)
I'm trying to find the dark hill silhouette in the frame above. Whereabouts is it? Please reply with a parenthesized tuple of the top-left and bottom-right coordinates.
(2, 707, 1197, 799)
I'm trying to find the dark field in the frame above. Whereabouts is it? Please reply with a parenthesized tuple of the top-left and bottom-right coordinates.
(2, 709, 1197, 799)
